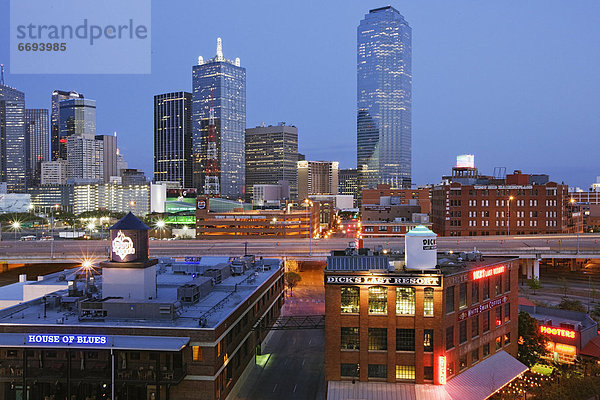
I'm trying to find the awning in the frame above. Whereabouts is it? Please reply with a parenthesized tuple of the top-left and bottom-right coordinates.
(327, 381, 451, 400)
(0, 333, 190, 352)
(582, 335, 600, 359)
(444, 350, 528, 400)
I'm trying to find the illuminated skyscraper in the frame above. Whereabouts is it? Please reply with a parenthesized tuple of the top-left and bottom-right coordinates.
(357, 6, 412, 191)
(192, 38, 246, 199)
(0, 83, 26, 192)
(51, 90, 84, 161)
(25, 108, 49, 186)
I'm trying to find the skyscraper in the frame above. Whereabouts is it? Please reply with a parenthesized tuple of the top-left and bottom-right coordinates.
(297, 160, 339, 200)
(245, 123, 298, 202)
(51, 90, 83, 161)
(357, 6, 412, 191)
(25, 108, 49, 186)
(0, 83, 26, 192)
(66, 135, 103, 182)
(192, 38, 246, 199)
(154, 92, 193, 187)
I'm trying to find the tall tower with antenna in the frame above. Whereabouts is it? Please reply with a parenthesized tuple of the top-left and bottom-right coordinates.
(192, 38, 246, 199)
(0, 64, 5, 85)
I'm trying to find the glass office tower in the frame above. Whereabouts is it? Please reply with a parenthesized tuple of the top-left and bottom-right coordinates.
(357, 6, 412, 191)
(51, 90, 84, 161)
(0, 84, 26, 192)
(25, 108, 49, 187)
(192, 38, 246, 199)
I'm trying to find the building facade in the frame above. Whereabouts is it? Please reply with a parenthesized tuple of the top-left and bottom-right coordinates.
(192, 38, 246, 199)
(41, 160, 68, 185)
(339, 168, 358, 206)
(58, 98, 96, 160)
(325, 250, 521, 394)
(73, 183, 150, 215)
(357, 6, 412, 191)
(25, 109, 49, 187)
(298, 160, 339, 200)
(66, 135, 104, 182)
(96, 134, 117, 183)
(0, 84, 26, 192)
(245, 123, 298, 202)
(154, 92, 193, 188)
(28, 184, 74, 214)
(51, 90, 83, 161)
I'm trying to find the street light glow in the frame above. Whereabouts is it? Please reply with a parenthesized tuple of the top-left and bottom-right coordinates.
(12, 221, 20, 229)
(156, 220, 166, 229)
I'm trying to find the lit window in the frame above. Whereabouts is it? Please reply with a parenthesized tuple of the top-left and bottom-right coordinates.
(368, 286, 387, 314)
(504, 333, 511, 346)
(341, 287, 359, 313)
(424, 288, 434, 316)
(459, 283, 467, 309)
(396, 288, 415, 315)
(369, 328, 387, 351)
(504, 303, 510, 323)
(395, 365, 415, 380)
(496, 336, 502, 350)
(423, 330, 433, 352)
(192, 346, 202, 361)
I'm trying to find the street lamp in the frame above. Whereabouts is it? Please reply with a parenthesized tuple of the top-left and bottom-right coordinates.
(86, 222, 96, 239)
(507, 195, 514, 236)
(50, 204, 59, 259)
(156, 219, 166, 240)
(571, 198, 580, 254)
(11, 221, 21, 241)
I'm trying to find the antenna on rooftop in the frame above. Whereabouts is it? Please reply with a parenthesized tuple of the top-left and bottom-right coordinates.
(0, 64, 4, 85)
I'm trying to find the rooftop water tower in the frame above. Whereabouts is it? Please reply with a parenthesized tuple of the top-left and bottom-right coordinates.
(404, 225, 437, 270)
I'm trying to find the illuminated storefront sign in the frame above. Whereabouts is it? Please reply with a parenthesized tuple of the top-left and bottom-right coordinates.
(458, 296, 508, 320)
(438, 355, 446, 385)
(26, 334, 108, 346)
(472, 265, 505, 280)
(540, 325, 576, 339)
(555, 343, 577, 355)
(112, 230, 135, 260)
(326, 275, 441, 287)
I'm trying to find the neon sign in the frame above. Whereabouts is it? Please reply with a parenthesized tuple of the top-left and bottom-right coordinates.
(540, 326, 576, 339)
(472, 265, 505, 280)
(27, 334, 108, 345)
(438, 355, 446, 385)
(112, 230, 135, 260)
(555, 343, 576, 355)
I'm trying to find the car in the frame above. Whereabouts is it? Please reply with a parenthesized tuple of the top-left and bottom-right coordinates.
(40, 236, 54, 241)
(19, 235, 36, 241)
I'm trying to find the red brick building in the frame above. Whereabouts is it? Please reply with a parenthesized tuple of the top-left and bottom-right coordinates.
(362, 185, 431, 214)
(432, 171, 569, 236)
(324, 249, 523, 396)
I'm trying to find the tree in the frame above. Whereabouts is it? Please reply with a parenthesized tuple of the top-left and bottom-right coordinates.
(284, 271, 302, 297)
(558, 298, 586, 312)
(527, 277, 542, 295)
(518, 311, 547, 367)
(558, 276, 569, 296)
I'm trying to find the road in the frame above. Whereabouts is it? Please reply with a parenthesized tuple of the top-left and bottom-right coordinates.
(1, 234, 600, 262)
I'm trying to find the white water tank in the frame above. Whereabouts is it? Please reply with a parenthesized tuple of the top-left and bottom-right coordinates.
(404, 225, 437, 269)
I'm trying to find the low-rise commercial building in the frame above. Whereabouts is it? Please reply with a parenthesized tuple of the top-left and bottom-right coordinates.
(73, 183, 150, 215)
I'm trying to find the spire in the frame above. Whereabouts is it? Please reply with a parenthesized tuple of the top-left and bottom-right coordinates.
(216, 37, 223, 61)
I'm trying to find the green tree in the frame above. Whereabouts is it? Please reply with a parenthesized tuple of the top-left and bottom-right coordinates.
(284, 271, 302, 297)
(527, 277, 542, 295)
(557, 276, 569, 296)
(558, 298, 586, 312)
(518, 311, 547, 367)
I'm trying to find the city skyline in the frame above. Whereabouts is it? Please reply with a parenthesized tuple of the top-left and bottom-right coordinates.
(0, 1, 599, 189)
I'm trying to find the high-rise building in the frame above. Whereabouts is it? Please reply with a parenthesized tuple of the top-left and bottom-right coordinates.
(58, 97, 96, 159)
(192, 38, 246, 199)
(25, 108, 49, 186)
(41, 160, 68, 185)
(154, 92, 193, 187)
(357, 6, 412, 191)
(0, 84, 26, 192)
(338, 168, 358, 205)
(96, 134, 117, 183)
(298, 160, 339, 200)
(245, 123, 298, 202)
(51, 90, 83, 161)
(66, 135, 104, 182)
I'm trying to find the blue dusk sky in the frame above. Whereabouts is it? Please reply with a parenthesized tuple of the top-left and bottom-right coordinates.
(1, 0, 599, 189)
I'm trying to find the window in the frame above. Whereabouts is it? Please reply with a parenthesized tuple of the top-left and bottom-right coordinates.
(424, 366, 434, 381)
(471, 281, 479, 305)
(192, 346, 202, 361)
(459, 321, 467, 344)
(396, 329, 415, 351)
(483, 279, 490, 300)
(471, 348, 479, 364)
(504, 303, 510, 323)
(423, 330, 433, 352)
(368, 328, 387, 351)
(447, 361, 455, 377)
(496, 336, 502, 350)
(504, 333, 511, 346)
(495, 307, 502, 327)
(459, 355, 467, 371)
(483, 343, 490, 357)
(7, 350, 17, 358)
(446, 286, 455, 314)
(217, 341, 223, 357)
(495, 275, 502, 296)
(471, 315, 479, 338)
(368, 364, 387, 379)
(341, 363, 359, 377)
(459, 283, 467, 309)
(505, 271, 511, 292)
(424, 288, 434, 316)
(483, 311, 490, 332)
(446, 326, 454, 350)
(396, 288, 415, 315)
(368, 286, 387, 314)
(341, 327, 360, 350)
(341, 287, 360, 313)
(395, 365, 416, 380)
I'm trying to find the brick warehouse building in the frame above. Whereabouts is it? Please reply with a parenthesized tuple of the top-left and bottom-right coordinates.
(432, 170, 569, 236)
(325, 226, 526, 399)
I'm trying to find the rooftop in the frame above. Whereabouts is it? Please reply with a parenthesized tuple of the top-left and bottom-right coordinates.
(0, 257, 282, 331)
